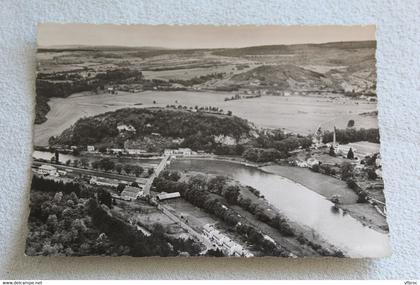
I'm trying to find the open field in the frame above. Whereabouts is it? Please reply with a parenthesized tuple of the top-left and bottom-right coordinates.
(348, 141, 380, 156)
(261, 164, 359, 204)
(112, 200, 189, 239)
(142, 63, 256, 81)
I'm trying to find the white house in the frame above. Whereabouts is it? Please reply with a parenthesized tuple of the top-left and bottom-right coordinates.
(375, 154, 382, 167)
(89, 176, 119, 188)
(336, 145, 357, 158)
(172, 138, 184, 144)
(121, 185, 144, 200)
(306, 157, 319, 168)
(164, 148, 193, 156)
(164, 149, 173, 156)
(126, 148, 146, 155)
(37, 165, 58, 176)
(156, 192, 181, 201)
(214, 135, 236, 146)
(87, 145, 95, 152)
(178, 148, 192, 156)
(202, 224, 253, 257)
(295, 160, 308, 168)
(117, 124, 136, 133)
(107, 148, 125, 154)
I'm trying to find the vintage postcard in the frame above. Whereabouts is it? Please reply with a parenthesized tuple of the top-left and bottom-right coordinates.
(27, 24, 390, 257)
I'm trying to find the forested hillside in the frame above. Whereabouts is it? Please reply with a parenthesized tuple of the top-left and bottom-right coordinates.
(50, 108, 252, 151)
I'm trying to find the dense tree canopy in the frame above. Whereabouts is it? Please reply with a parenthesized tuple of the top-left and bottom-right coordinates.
(50, 108, 251, 153)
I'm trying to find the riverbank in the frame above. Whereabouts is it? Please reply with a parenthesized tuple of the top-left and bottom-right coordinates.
(179, 171, 342, 257)
(169, 158, 391, 257)
(260, 164, 389, 234)
(191, 156, 388, 234)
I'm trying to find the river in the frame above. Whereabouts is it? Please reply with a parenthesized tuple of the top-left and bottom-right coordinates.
(168, 158, 391, 257)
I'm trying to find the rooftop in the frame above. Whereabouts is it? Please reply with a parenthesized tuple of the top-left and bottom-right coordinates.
(157, 192, 181, 200)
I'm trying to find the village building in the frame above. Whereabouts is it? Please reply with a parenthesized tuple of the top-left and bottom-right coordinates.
(164, 148, 193, 157)
(375, 154, 382, 167)
(107, 87, 117, 94)
(107, 148, 125, 154)
(136, 225, 151, 236)
(121, 185, 144, 200)
(87, 145, 95, 152)
(37, 164, 58, 176)
(214, 134, 236, 146)
(171, 138, 184, 144)
(123, 140, 147, 155)
(89, 176, 119, 188)
(306, 157, 319, 167)
(156, 192, 181, 201)
(336, 145, 357, 158)
(129, 88, 143, 93)
(125, 148, 146, 155)
(202, 224, 253, 257)
(117, 124, 136, 133)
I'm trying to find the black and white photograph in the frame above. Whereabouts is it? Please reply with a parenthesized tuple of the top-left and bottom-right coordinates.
(27, 24, 390, 258)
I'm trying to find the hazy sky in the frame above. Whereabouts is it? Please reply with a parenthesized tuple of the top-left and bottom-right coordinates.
(38, 24, 375, 49)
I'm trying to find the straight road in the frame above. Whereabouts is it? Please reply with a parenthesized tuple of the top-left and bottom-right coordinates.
(143, 155, 170, 195)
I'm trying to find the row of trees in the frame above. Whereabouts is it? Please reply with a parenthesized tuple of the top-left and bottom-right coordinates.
(63, 157, 154, 177)
(155, 172, 346, 256)
(91, 158, 146, 177)
(181, 183, 289, 256)
(166, 104, 227, 115)
(168, 72, 225, 87)
(153, 173, 291, 256)
(224, 93, 261, 101)
(323, 128, 380, 144)
(205, 176, 295, 236)
(242, 148, 283, 163)
(242, 134, 313, 163)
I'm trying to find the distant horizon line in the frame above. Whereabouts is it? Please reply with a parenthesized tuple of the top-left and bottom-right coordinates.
(38, 39, 376, 50)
